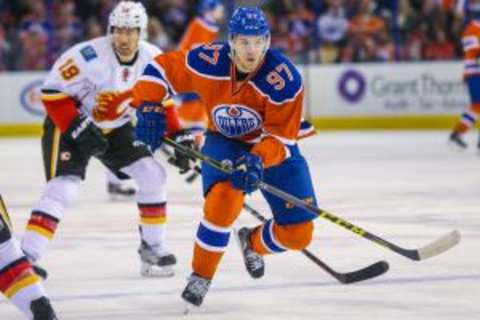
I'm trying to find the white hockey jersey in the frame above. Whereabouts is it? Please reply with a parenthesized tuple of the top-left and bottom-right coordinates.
(42, 36, 161, 129)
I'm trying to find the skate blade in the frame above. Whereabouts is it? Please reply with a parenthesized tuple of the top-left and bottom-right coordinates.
(108, 193, 134, 202)
(183, 302, 198, 315)
(447, 140, 467, 152)
(140, 263, 175, 278)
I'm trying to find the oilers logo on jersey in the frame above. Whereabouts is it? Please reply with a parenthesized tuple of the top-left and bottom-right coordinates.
(212, 104, 262, 138)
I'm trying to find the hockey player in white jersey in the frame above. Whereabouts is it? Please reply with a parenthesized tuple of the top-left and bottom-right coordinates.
(20, 1, 192, 279)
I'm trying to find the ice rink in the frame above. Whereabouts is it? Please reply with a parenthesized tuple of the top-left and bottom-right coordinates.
(0, 131, 478, 320)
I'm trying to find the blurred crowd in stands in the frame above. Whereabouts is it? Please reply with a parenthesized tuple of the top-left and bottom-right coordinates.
(0, 0, 470, 71)
(266, 0, 466, 63)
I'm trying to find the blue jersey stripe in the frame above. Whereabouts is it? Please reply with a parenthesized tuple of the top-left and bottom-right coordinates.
(462, 113, 476, 123)
(196, 221, 231, 249)
(261, 219, 286, 253)
(143, 64, 175, 97)
(144, 64, 167, 80)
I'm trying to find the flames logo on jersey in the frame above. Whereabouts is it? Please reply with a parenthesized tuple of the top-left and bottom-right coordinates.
(212, 104, 262, 138)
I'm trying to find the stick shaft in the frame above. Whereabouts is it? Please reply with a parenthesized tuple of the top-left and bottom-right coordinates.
(163, 137, 458, 261)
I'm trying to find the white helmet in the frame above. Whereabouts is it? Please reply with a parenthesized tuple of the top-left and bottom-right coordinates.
(108, 1, 148, 39)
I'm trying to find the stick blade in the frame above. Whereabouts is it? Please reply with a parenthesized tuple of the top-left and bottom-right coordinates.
(343, 260, 389, 284)
(417, 230, 461, 260)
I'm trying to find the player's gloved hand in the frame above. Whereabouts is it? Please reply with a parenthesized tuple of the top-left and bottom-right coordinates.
(168, 130, 196, 174)
(92, 90, 132, 122)
(65, 114, 108, 157)
(230, 153, 263, 194)
(135, 102, 166, 152)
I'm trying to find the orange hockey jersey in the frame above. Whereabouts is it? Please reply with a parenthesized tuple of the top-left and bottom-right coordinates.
(462, 20, 480, 77)
(131, 43, 304, 167)
(177, 17, 220, 130)
(178, 17, 220, 51)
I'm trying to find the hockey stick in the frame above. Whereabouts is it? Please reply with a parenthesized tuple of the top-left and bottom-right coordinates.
(159, 145, 200, 184)
(242, 203, 388, 283)
(160, 154, 388, 283)
(163, 138, 461, 261)
(0, 195, 13, 230)
(158, 93, 203, 184)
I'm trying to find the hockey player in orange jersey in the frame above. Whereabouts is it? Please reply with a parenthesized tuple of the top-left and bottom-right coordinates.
(178, 0, 225, 52)
(177, 0, 315, 146)
(129, 6, 319, 310)
(449, 0, 480, 149)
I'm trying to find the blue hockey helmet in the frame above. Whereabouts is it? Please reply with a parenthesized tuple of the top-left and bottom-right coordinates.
(228, 7, 270, 37)
(198, 0, 222, 14)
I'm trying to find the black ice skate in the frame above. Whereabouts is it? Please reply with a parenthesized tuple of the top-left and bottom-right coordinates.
(30, 296, 58, 320)
(107, 182, 136, 200)
(235, 227, 265, 279)
(181, 273, 211, 313)
(138, 240, 176, 277)
(448, 132, 467, 150)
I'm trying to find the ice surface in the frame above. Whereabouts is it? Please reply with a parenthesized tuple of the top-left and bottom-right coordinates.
(0, 131, 478, 319)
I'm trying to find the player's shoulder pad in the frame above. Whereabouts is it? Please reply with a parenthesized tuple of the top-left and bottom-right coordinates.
(66, 37, 109, 64)
(186, 42, 230, 79)
(76, 37, 105, 62)
(79, 45, 97, 62)
(251, 49, 302, 104)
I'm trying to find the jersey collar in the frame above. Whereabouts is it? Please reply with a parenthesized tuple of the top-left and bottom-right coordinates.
(114, 50, 139, 66)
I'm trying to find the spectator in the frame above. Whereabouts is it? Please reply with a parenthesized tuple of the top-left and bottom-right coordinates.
(47, 1, 83, 65)
(341, 0, 388, 62)
(85, 18, 103, 40)
(349, 0, 386, 38)
(148, 17, 173, 52)
(402, 30, 424, 60)
(374, 30, 395, 61)
(0, 0, 467, 69)
(423, 28, 455, 60)
(0, 25, 11, 71)
(162, 0, 191, 43)
(271, 19, 296, 55)
(17, 22, 49, 70)
(317, 0, 349, 45)
(316, 0, 349, 62)
(287, 0, 317, 62)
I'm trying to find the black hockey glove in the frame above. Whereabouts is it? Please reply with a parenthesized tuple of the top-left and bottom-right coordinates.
(168, 130, 196, 174)
(65, 114, 108, 157)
